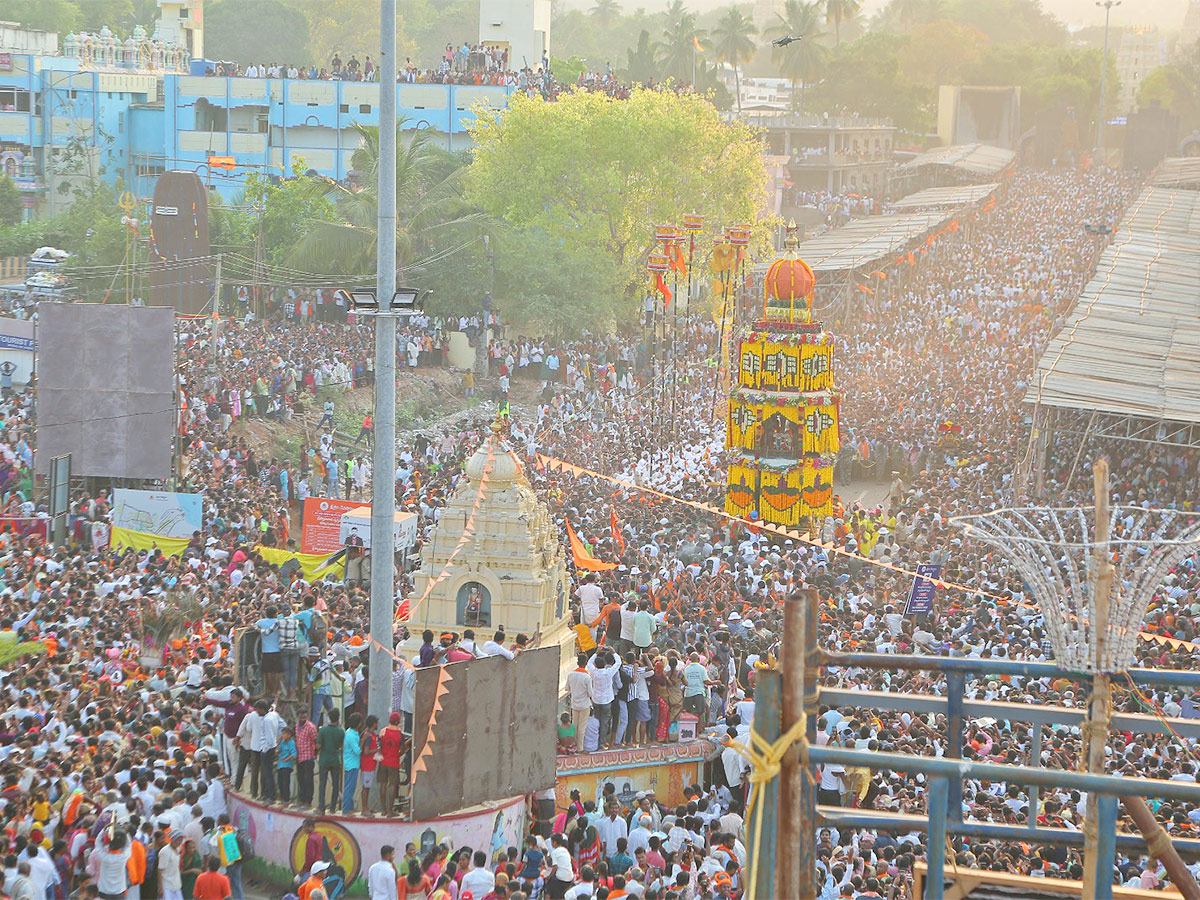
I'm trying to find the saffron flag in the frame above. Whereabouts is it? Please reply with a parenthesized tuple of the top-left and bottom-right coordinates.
(610, 510, 626, 554)
(668, 241, 687, 275)
(567, 519, 617, 571)
(655, 273, 673, 307)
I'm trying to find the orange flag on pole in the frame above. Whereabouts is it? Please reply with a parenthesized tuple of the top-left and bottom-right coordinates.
(610, 510, 626, 554)
(567, 519, 617, 571)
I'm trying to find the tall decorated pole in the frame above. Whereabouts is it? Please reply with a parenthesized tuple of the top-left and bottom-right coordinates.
(368, 0, 399, 727)
(647, 248, 670, 467)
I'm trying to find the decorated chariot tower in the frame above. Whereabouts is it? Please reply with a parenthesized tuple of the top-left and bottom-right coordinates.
(725, 223, 840, 527)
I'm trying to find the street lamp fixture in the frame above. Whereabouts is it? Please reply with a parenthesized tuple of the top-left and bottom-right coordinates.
(338, 287, 428, 316)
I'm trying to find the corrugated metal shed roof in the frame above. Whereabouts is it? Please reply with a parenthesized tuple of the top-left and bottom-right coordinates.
(792, 211, 950, 273)
(1025, 186, 1200, 424)
(1152, 157, 1200, 188)
(890, 183, 999, 210)
(898, 143, 1016, 176)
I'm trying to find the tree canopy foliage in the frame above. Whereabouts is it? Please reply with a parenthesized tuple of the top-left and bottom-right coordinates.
(465, 88, 766, 318)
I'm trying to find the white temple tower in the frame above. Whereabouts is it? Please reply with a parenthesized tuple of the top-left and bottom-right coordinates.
(409, 418, 575, 686)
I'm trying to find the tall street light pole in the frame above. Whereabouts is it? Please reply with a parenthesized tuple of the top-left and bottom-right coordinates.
(368, 0, 399, 728)
(1096, 0, 1120, 161)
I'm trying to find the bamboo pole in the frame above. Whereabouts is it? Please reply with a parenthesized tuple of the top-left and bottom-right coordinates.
(1083, 458, 1113, 896)
(1122, 796, 1200, 900)
(780, 590, 810, 900)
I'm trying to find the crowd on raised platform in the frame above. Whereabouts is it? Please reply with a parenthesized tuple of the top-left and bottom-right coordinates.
(0, 161, 1193, 900)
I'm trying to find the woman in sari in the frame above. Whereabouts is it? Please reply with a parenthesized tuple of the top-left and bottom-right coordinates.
(552, 798, 581, 835)
(663, 655, 685, 741)
(180, 837, 202, 899)
(572, 815, 603, 872)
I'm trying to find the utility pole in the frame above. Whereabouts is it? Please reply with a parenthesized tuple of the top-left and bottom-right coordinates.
(210, 255, 222, 374)
(1096, 0, 1121, 161)
(368, 0, 399, 732)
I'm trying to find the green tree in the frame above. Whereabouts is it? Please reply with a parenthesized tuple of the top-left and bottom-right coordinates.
(1137, 41, 1200, 134)
(711, 8, 757, 114)
(551, 54, 589, 86)
(624, 29, 658, 84)
(281, 0, 417, 67)
(899, 20, 988, 88)
(942, 0, 1064, 45)
(241, 161, 339, 267)
(767, 0, 828, 105)
(206, 0, 313, 66)
(289, 121, 483, 277)
(466, 88, 767, 307)
(591, 0, 622, 30)
(56, 181, 134, 300)
(0, 177, 23, 228)
(1138, 65, 1200, 134)
(2, 0, 81, 33)
(873, 0, 945, 32)
(825, 0, 861, 46)
(656, 5, 704, 84)
(72, 0, 141, 33)
(808, 32, 927, 131)
(963, 42, 1114, 133)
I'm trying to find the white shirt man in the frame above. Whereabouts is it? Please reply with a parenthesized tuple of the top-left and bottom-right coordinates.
(577, 580, 603, 624)
(595, 805, 628, 859)
(627, 815, 654, 856)
(367, 851, 399, 900)
(459, 852, 496, 898)
(237, 707, 262, 751)
(254, 708, 284, 753)
(160, 837, 184, 900)
(481, 635, 515, 660)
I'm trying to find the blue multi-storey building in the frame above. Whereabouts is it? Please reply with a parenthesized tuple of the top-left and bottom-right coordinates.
(134, 76, 513, 199)
(0, 18, 516, 217)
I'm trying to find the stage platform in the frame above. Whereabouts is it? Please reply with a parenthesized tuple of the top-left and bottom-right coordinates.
(555, 739, 720, 809)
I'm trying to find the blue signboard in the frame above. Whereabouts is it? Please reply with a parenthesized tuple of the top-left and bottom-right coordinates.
(0, 333, 34, 352)
(904, 564, 941, 616)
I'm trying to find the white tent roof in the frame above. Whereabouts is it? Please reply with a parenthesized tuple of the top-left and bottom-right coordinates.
(791, 211, 951, 273)
(899, 143, 1016, 177)
(890, 183, 999, 210)
(1025, 186, 1200, 424)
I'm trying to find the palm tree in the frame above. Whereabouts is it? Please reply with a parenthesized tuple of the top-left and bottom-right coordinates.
(663, 0, 689, 32)
(767, 0, 827, 107)
(893, 0, 945, 30)
(656, 7, 704, 84)
(288, 121, 485, 277)
(712, 8, 757, 114)
(824, 0, 860, 46)
(591, 0, 622, 30)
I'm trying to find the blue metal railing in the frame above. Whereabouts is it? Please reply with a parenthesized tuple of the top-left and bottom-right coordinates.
(807, 744, 1200, 900)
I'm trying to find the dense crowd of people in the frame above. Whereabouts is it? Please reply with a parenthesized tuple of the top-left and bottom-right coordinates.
(204, 46, 684, 103)
(0, 161, 1195, 900)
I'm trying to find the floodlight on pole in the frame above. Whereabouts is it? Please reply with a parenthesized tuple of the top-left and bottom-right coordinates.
(339, 288, 427, 316)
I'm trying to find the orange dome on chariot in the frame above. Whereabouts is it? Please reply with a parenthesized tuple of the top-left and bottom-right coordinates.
(763, 220, 814, 323)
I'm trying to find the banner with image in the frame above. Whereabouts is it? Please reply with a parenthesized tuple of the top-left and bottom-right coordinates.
(112, 489, 203, 539)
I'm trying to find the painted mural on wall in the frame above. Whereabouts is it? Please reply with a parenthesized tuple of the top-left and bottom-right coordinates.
(228, 793, 528, 889)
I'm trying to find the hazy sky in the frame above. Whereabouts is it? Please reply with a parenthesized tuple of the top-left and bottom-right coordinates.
(658, 0, 1197, 30)
(868, 0, 1194, 30)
